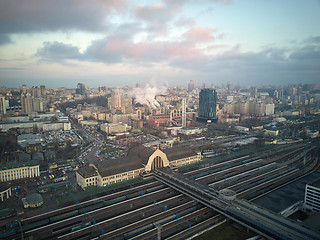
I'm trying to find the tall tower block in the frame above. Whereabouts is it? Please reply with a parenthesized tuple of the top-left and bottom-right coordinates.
(182, 98, 186, 128)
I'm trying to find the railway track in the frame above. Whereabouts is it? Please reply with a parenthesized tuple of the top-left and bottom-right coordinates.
(5, 143, 317, 240)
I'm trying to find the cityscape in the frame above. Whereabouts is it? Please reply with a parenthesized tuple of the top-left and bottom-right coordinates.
(1, 1, 320, 240)
(0, 81, 319, 239)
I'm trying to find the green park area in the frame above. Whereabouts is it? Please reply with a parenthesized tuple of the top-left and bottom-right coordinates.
(99, 145, 124, 155)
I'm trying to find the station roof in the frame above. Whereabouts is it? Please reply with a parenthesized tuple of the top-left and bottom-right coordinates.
(163, 146, 199, 161)
(97, 144, 154, 177)
(96, 144, 199, 177)
(0, 160, 39, 171)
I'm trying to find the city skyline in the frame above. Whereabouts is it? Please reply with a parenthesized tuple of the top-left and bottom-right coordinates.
(0, 0, 320, 88)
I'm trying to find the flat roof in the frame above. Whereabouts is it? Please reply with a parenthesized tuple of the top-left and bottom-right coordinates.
(26, 193, 43, 205)
(307, 177, 320, 188)
(0, 160, 39, 171)
(77, 166, 98, 178)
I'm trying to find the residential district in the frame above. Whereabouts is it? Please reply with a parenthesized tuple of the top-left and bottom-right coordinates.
(0, 81, 320, 239)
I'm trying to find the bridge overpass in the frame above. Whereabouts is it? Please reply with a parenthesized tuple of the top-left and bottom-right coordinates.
(153, 168, 320, 240)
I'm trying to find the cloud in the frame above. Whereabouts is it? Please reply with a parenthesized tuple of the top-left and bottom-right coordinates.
(183, 26, 216, 43)
(289, 45, 320, 62)
(0, 34, 12, 45)
(134, 2, 183, 36)
(0, 0, 128, 34)
(35, 41, 82, 62)
(0, 67, 24, 71)
(34, 33, 320, 86)
(306, 36, 320, 44)
(175, 17, 196, 28)
(208, 0, 233, 5)
(85, 37, 204, 64)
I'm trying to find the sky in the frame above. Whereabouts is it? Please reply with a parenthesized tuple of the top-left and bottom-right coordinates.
(0, 0, 320, 89)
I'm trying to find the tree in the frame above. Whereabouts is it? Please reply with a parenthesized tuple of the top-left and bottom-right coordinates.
(66, 139, 73, 148)
(53, 138, 59, 153)
(33, 124, 39, 134)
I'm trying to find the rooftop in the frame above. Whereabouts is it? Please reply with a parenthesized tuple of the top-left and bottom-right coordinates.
(77, 166, 97, 178)
(0, 182, 10, 192)
(163, 146, 199, 161)
(96, 144, 199, 177)
(26, 193, 43, 205)
(97, 144, 154, 177)
(0, 160, 39, 171)
(307, 177, 320, 188)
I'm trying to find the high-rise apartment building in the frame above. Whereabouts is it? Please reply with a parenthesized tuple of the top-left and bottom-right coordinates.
(250, 87, 258, 98)
(40, 85, 46, 98)
(265, 103, 275, 116)
(197, 88, 217, 123)
(0, 95, 6, 114)
(110, 89, 132, 114)
(33, 98, 44, 112)
(21, 85, 27, 94)
(21, 93, 44, 114)
(21, 93, 33, 114)
(188, 80, 195, 92)
(111, 89, 122, 113)
(279, 89, 284, 99)
(76, 83, 86, 95)
(31, 86, 41, 98)
(182, 98, 186, 128)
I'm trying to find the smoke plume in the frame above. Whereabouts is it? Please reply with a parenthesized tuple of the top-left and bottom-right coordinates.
(131, 79, 167, 108)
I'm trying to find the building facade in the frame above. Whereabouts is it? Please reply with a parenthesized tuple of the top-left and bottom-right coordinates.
(304, 178, 320, 212)
(0, 95, 6, 114)
(0, 183, 11, 201)
(197, 88, 217, 123)
(76, 144, 201, 189)
(0, 163, 40, 182)
(76, 83, 86, 95)
(100, 123, 131, 134)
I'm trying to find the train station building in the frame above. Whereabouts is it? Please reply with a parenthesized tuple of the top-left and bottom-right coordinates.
(76, 144, 201, 189)
(0, 161, 40, 182)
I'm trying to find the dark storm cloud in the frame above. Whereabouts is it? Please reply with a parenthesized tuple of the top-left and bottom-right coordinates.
(0, 0, 128, 34)
(0, 34, 12, 45)
(35, 41, 83, 62)
(290, 45, 320, 61)
(307, 36, 320, 44)
(169, 42, 320, 83)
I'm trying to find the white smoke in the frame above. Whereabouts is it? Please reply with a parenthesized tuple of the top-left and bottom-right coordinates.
(131, 79, 168, 108)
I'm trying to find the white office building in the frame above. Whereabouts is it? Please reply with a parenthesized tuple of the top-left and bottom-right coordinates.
(304, 178, 320, 212)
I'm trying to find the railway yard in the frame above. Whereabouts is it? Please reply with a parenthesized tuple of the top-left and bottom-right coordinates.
(1, 140, 319, 239)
